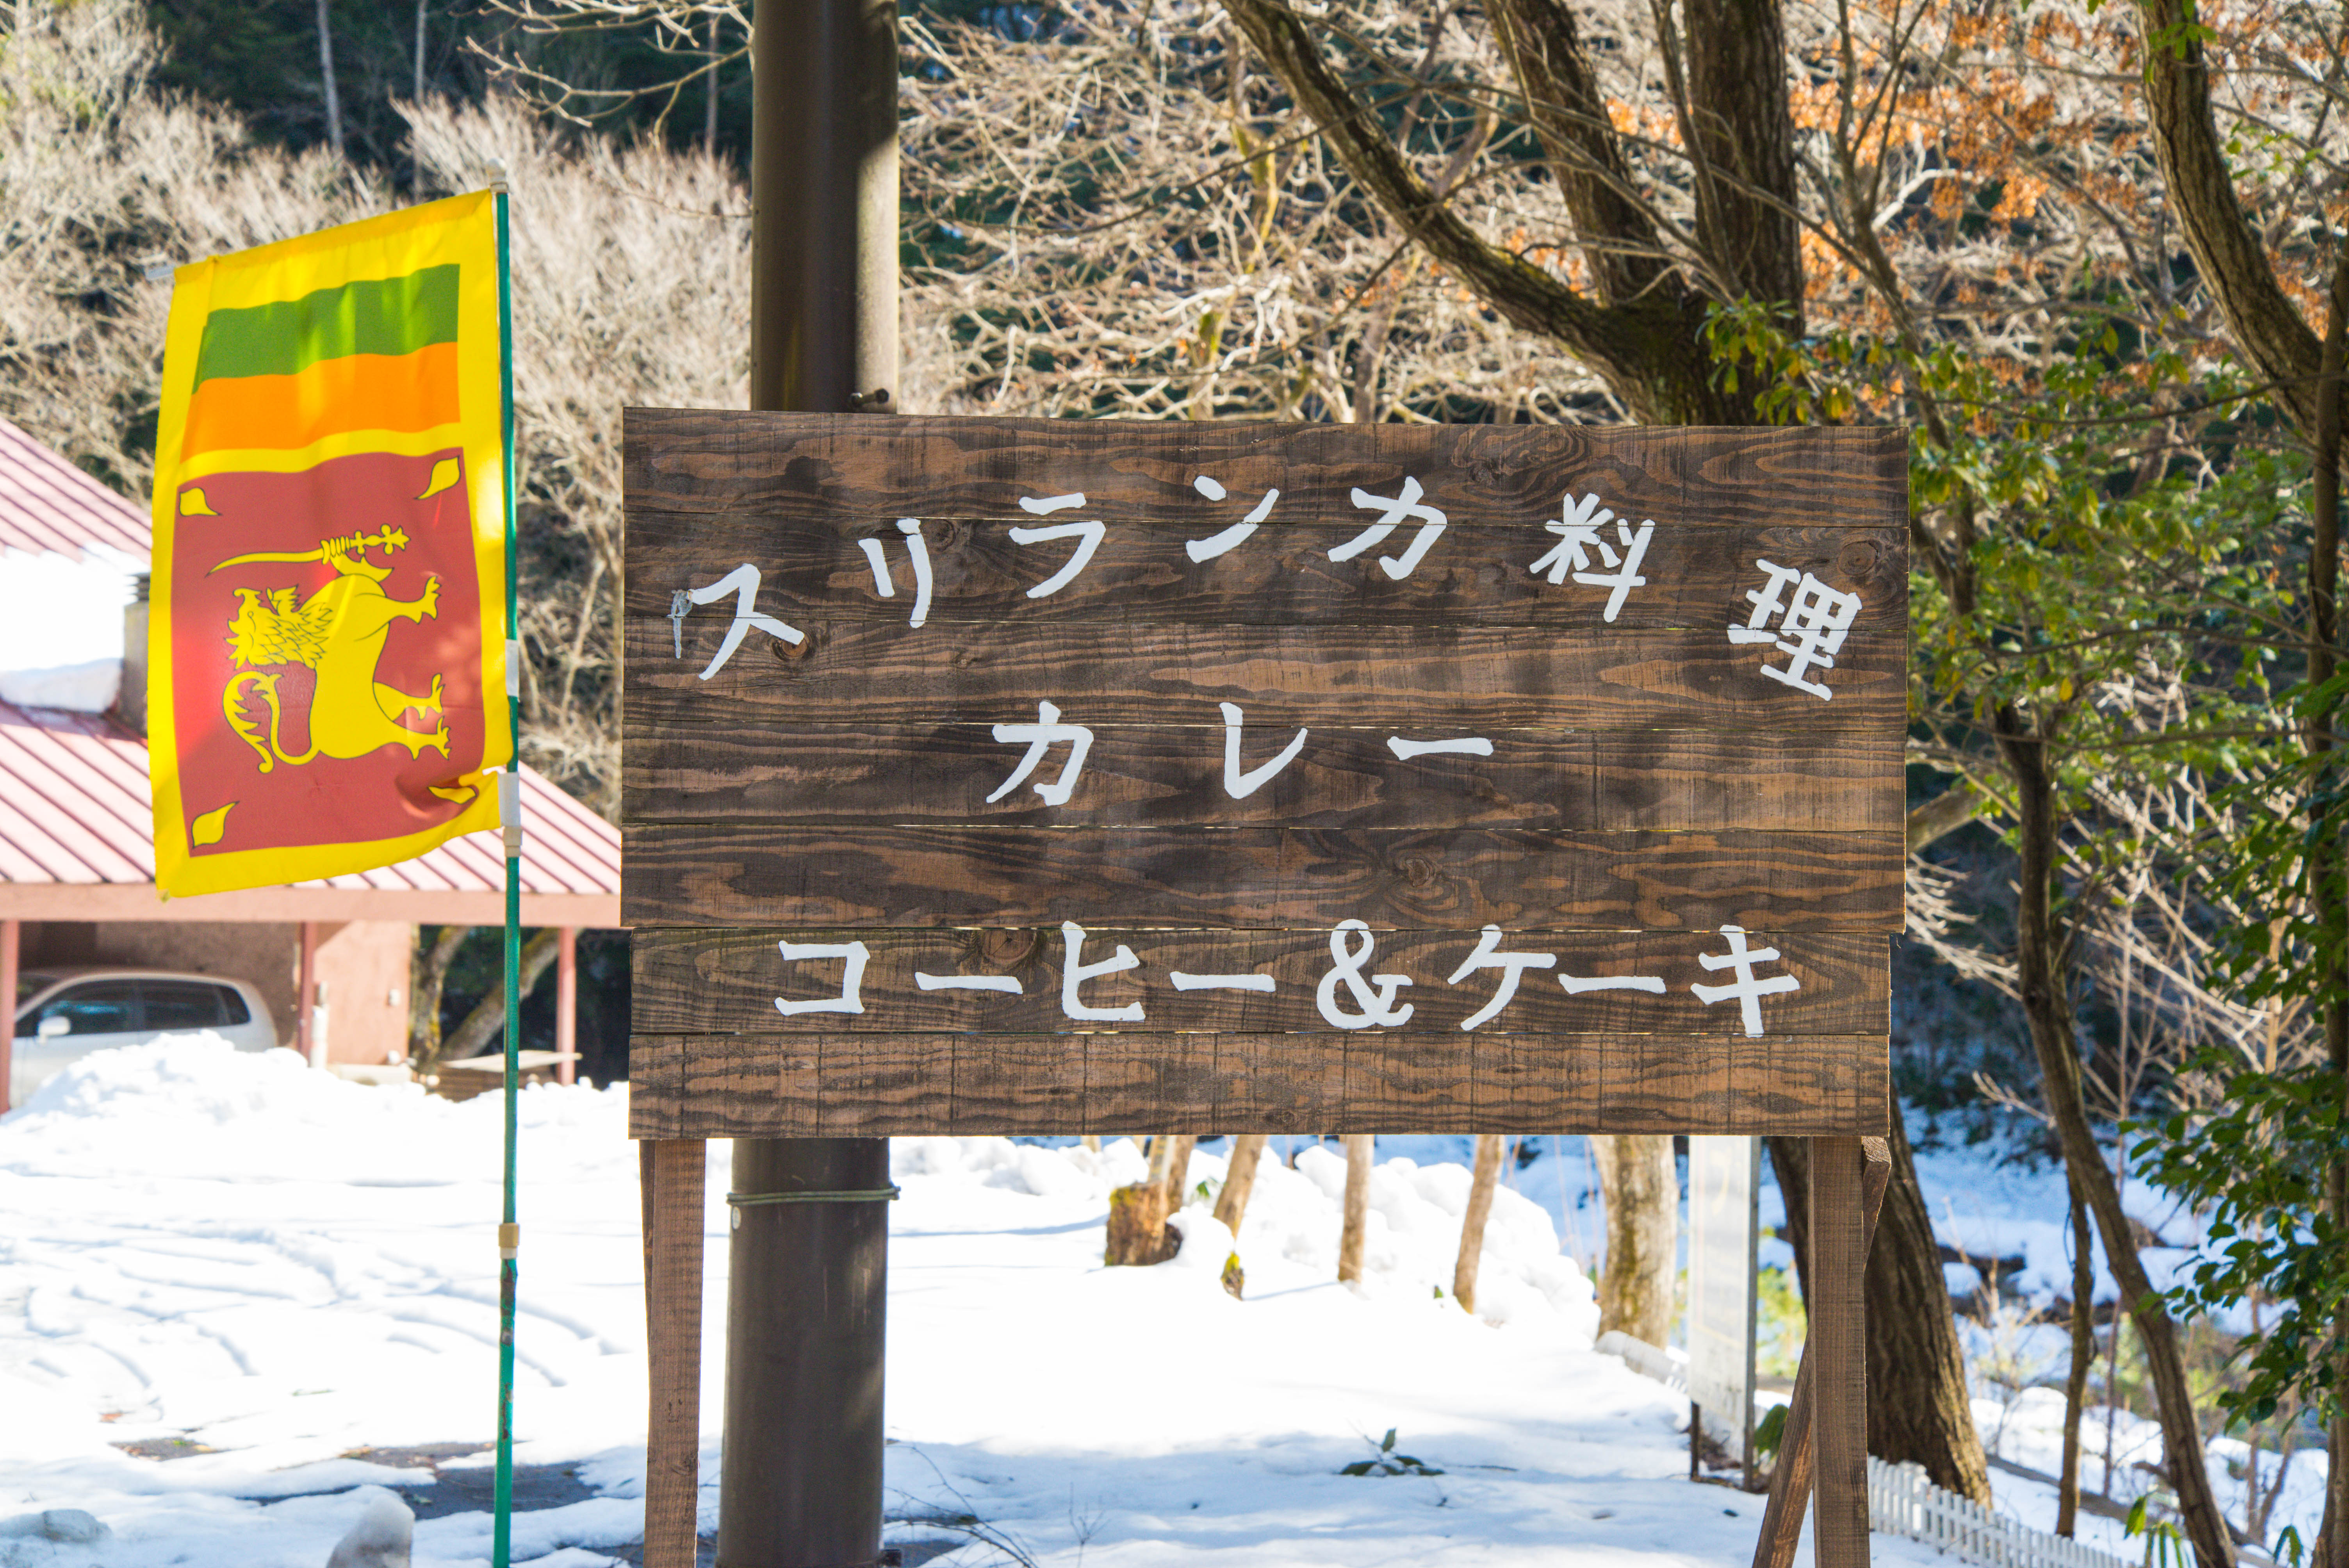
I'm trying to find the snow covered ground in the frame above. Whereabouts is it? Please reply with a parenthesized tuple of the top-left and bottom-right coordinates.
(0, 1038, 2322, 1567)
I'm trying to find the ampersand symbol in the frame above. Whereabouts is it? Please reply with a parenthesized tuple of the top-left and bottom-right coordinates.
(1315, 920, 1415, 1030)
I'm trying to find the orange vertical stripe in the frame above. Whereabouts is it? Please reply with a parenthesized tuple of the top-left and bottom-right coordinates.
(180, 340, 463, 458)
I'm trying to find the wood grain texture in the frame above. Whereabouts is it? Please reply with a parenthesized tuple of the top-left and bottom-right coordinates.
(627, 508, 1905, 629)
(624, 1031, 1892, 1138)
(623, 724, 1903, 832)
(622, 823, 1903, 931)
(639, 1138, 705, 1568)
(631, 927, 1888, 1036)
(623, 411, 1908, 530)
(1752, 1136, 1891, 1568)
(622, 415, 1905, 1137)
(623, 617, 1903, 730)
(1810, 1135, 1874, 1568)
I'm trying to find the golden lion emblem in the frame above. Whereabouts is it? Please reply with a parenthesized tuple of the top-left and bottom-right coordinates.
(218, 527, 449, 772)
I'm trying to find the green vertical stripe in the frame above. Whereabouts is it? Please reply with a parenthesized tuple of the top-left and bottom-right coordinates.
(193, 264, 460, 385)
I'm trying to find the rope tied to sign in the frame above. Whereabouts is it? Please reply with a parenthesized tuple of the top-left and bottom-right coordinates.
(725, 1187, 902, 1206)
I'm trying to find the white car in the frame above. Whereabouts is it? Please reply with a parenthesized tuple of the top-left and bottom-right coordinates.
(9, 967, 280, 1108)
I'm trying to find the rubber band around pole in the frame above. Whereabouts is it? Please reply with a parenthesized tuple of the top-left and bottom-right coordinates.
(725, 1187, 902, 1206)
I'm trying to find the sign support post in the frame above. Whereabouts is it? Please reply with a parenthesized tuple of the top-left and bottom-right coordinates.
(638, 2, 900, 1561)
(1751, 1138, 1889, 1568)
(735, 4, 900, 1567)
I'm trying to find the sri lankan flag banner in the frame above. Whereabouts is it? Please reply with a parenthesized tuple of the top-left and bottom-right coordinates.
(150, 192, 510, 897)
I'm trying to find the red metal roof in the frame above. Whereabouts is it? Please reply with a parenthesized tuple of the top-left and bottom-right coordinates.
(0, 699, 618, 905)
(0, 418, 151, 564)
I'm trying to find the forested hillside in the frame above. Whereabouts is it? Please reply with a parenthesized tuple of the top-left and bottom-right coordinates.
(143, 0, 751, 167)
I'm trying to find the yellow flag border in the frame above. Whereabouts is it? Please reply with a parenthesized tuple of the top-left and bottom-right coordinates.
(150, 192, 512, 898)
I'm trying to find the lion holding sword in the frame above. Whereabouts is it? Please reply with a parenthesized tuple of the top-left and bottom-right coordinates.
(217, 525, 450, 772)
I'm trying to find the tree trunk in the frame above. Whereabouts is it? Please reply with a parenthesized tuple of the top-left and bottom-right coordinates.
(2323, 1411, 2348, 1568)
(1160, 1134, 1198, 1213)
(408, 924, 468, 1073)
(1213, 1133, 1268, 1234)
(1337, 1133, 1372, 1286)
(315, 0, 343, 158)
(704, 14, 721, 151)
(1220, 0, 1754, 426)
(2134, 0, 2324, 442)
(1769, 1124, 1993, 1505)
(438, 927, 560, 1064)
(1453, 1133, 1504, 1315)
(2059, 1173, 2095, 1536)
(1675, 0, 1803, 318)
(1590, 1133, 1675, 1346)
(2309, 248, 2349, 1568)
(1866, 1111, 1991, 1501)
(413, 0, 427, 103)
(1998, 712, 2235, 1568)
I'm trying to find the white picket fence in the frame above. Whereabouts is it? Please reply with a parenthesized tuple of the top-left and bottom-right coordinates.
(1599, 1336, 2149, 1568)
(1869, 1458, 2135, 1568)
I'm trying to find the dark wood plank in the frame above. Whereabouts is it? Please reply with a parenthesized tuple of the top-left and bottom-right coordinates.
(639, 1138, 705, 1568)
(1084, 1032, 1225, 1131)
(623, 412, 1909, 531)
(620, 1031, 1892, 1139)
(629, 928, 1887, 1036)
(632, 1036, 820, 1136)
(1752, 1136, 1891, 1568)
(622, 725, 1904, 832)
(1209, 1030, 1347, 1134)
(1809, 1135, 1873, 1568)
(954, 1033, 1087, 1131)
(621, 619, 1903, 730)
(626, 509, 1905, 629)
(621, 823, 1903, 932)
(814, 1032, 953, 1135)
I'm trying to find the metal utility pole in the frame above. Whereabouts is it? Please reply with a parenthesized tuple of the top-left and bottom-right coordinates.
(726, 2, 897, 1564)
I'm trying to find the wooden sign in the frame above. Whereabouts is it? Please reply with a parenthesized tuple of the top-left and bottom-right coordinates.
(621, 415, 1905, 1138)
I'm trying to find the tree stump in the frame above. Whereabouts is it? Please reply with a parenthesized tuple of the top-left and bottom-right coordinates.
(1104, 1180, 1179, 1265)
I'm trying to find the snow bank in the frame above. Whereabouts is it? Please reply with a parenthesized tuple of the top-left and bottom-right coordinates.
(0, 544, 137, 676)
(893, 1134, 1599, 1337)
(2, 1034, 618, 1190)
(0, 657, 119, 713)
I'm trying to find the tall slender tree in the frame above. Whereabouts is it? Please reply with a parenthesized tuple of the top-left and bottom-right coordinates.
(1216, 0, 1995, 1506)
(1337, 1134, 1373, 1286)
(315, 0, 344, 157)
(1453, 1134, 1505, 1316)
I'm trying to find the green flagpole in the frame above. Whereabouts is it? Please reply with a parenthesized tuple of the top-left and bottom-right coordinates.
(492, 174, 521, 1568)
